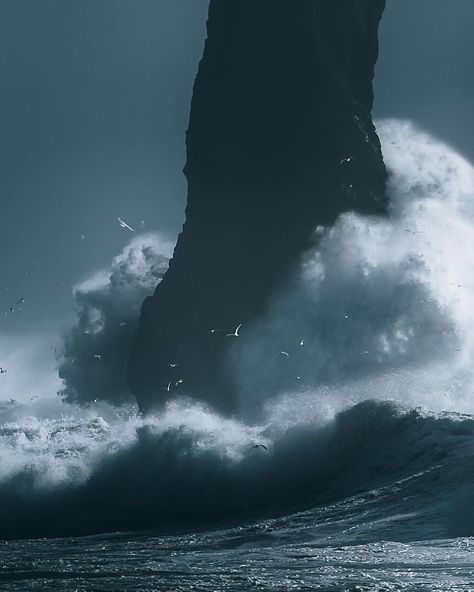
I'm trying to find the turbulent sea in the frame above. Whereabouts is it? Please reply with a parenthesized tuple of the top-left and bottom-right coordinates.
(2, 120, 474, 590)
(1, 400, 474, 591)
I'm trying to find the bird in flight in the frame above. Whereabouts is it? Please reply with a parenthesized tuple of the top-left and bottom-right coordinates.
(209, 329, 221, 334)
(280, 351, 290, 358)
(226, 323, 242, 337)
(117, 217, 135, 232)
(0, 368, 6, 374)
(165, 382, 171, 392)
(93, 354, 102, 360)
(248, 444, 268, 452)
(299, 339, 305, 346)
(168, 363, 179, 368)
(340, 156, 356, 165)
(175, 379, 184, 387)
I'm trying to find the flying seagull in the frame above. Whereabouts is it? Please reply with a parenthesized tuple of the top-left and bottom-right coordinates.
(168, 363, 179, 368)
(165, 382, 171, 392)
(280, 351, 290, 358)
(117, 217, 135, 232)
(340, 156, 356, 166)
(0, 368, 6, 374)
(93, 354, 102, 360)
(209, 329, 221, 334)
(248, 444, 268, 452)
(299, 338, 305, 346)
(226, 323, 242, 337)
(175, 379, 184, 387)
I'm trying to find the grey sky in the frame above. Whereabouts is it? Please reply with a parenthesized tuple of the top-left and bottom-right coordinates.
(0, 0, 473, 338)
(0, 0, 208, 336)
(375, 0, 474, 160)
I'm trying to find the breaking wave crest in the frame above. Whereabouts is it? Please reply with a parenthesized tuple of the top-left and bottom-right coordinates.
(1, 397, 473, 541)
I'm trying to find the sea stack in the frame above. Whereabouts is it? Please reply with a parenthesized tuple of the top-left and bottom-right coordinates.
(130, 0, 388, 412)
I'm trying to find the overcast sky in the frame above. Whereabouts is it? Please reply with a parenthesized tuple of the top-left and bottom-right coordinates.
(0, 0, 473, 340)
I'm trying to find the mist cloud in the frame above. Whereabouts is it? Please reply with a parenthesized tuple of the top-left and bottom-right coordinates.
(0, 333, 60, 407)
(230, 120, 474, 417)
(58, 234, 172, 406)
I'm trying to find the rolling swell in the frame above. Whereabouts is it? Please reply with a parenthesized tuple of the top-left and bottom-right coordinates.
(0, 397, 472, 540)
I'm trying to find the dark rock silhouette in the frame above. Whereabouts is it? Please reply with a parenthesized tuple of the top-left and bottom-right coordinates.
(130, 0, 388, 412)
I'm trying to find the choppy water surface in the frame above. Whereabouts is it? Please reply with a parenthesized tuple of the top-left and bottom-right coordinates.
(1, 398, 474, 590)
(1, 524, 473, 591)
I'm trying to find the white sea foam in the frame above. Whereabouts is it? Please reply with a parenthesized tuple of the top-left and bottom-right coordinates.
(234, 120, 474, 417)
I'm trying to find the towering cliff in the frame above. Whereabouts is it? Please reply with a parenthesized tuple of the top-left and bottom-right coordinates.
(130, 0, 388, 412)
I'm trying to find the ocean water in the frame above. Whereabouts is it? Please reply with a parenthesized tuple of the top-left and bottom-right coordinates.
(2, 120, 474, 590)
(1, 400, 474, 590)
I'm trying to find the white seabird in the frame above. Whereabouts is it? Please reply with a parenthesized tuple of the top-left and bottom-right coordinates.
(226, 323, 242, 337)
(117, 217, 135, 232)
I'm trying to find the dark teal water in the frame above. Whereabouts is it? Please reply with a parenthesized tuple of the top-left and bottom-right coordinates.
(1, 398, 474, 591)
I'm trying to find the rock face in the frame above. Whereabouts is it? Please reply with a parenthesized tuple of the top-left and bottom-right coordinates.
(129, 0, 388, 412)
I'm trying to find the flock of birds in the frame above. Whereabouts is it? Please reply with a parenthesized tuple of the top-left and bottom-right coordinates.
(1, 206, 469, 418)
(3, 210, 295, 424)
(156, 323, 308, 396)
